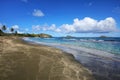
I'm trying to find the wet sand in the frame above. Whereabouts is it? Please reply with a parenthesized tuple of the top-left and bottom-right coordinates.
(0, 36, 94, 80)
(24, 37, 120, 80)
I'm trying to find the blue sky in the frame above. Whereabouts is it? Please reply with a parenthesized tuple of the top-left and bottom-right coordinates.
(0, 0, 120, 37)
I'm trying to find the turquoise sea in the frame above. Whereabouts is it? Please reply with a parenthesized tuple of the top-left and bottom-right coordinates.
(24, 37, 120, 55)
(23, 37, 120, 80)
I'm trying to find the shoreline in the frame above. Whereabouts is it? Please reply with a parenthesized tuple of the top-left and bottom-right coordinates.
(23, 37, 120, 62)
(0, 36, 94, 80)
(23, 37, 120, 80)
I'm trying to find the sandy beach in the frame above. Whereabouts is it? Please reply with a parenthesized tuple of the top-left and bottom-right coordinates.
(24, 37, 120, 80)
(0, 36, 94, 80)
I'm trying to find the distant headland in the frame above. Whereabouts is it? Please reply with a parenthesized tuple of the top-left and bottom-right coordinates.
(99, 35, 108, 38)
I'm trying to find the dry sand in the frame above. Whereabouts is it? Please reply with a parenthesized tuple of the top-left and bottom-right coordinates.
(0, 36, 95, 80)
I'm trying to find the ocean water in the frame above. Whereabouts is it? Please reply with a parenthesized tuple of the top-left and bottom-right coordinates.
(23, 37, 120, 80)
(24, 37, 120, 55)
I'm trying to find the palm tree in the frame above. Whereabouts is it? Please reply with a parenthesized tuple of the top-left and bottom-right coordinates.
(2, 25, 6, 31)
(0, 25, 6, 36)
(15, 31, 18, 35)
(10, 28, 14, 33)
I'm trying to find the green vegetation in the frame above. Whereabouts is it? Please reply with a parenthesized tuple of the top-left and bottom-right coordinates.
(0, 25, 6, 36)
(0, 25, 52, 38)
(16, 33, 52, 38)
(65, 35, 74, 38)
(0, 29, 4, 36)
(100, 35, 107, 38)
(2, 25, 6, 31)
(10, 28, 14, 33)
(38, 33, 52, 38)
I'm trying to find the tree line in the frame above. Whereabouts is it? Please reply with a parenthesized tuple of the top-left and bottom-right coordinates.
(0, 25, 18, 36)
(0, 25, 52, 38)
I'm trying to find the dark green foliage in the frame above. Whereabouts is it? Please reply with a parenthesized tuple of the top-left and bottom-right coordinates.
(38, 33, 52, 38)
(0, 32, 53, 38)
(0, 25, 52, 38)
(10, 28, 14, 33)
(66, 35, 74, 39)
(2, 25, 6, 31)
(16, 33, 52, 38)
(100, 35, 107, 38)
(0, 25, 6, 36)
(0, 29, 4, 36)
(15, 31, 18, 35)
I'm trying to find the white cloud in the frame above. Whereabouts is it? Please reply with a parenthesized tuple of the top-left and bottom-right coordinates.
(31, 17, 118, 33)
(59, 17, 117, 33)
(17, 30, 24, 34)
(32, 24, 58, 31)
(32, 25, 41, 31)
(12, 25, 19, 30)
(33, 9, 44, 17)
(48, 24, 56, 31)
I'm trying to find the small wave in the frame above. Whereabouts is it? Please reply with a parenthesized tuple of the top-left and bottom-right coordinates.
(22, 37, 37, 42)
(88, 39, 96, 42)
(43, 37, 56, 39)
(23, 37, 30, 40)
(79, 39, 87, 41)
(98, 40, 104, 42)
(63, 38, 77, 41)
(79, 39, 97, 42)
(79, 39, 105, 42)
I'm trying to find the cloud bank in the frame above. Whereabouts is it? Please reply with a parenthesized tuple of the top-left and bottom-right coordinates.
(32, 17, 117, 33)
(12, 25, 19, 30)
(33, 9, 44, 17)
(60, 17, 117, 33)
